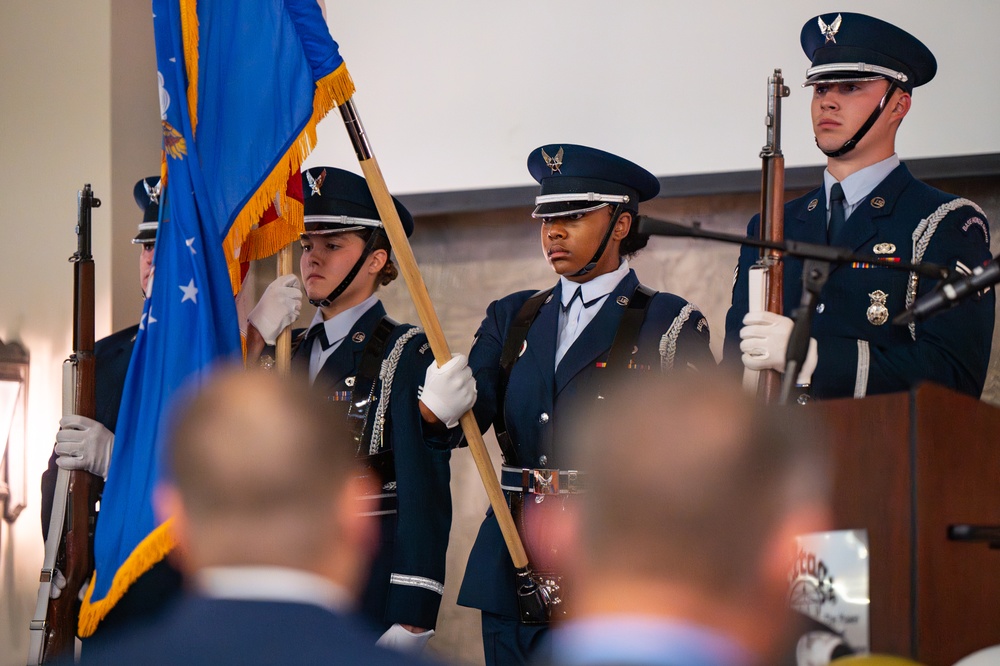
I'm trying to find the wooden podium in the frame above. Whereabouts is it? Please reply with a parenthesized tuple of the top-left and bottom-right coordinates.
(813, 382, 1000, 665)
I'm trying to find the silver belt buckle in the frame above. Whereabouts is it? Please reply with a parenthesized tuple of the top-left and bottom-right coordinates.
(529, 468, 559, 495)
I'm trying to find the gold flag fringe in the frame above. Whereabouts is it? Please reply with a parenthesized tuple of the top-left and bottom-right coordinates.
(181, 0, 199, 135)
(78, 519, 177, 637)
(240, 197, 304, 264)
(223, 63, 355, 294)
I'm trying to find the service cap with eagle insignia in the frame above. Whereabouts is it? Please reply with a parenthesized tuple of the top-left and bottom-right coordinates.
(527, 144, 660, 219)
(131, 176, 162, 244)
(300, 166, 413, 238)
(801, 12, 936, 93)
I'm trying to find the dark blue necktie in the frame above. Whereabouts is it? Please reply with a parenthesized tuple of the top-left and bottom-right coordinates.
(305, 324, 334, 351)
(562, 287, 602, 312)
(828, 182, 846, 243)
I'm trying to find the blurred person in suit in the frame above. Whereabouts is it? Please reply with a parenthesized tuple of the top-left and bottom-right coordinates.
(542, 371, 832, 666)
(79, 366, 440, 665)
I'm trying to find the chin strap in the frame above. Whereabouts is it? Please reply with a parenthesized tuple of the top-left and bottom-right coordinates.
(308, 231, 382, 308)
(818, 81, 899, 158)
(571, 203, 625, 278)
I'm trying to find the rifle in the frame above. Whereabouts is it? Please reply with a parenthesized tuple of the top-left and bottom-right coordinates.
(28, 185, 102, 664)
(744, 69, 790, 402)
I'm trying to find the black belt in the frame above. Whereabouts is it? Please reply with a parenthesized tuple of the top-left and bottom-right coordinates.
(500, 465, 585, 495)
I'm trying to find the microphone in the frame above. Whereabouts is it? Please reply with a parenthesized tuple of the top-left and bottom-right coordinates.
(894, 258, 1000, 324)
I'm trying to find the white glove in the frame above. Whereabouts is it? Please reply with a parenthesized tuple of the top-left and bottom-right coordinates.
(55, 415, 114, 479)
(376, 623, 435, 654)
(419, 353, 476, 428)
(248, 274, 303, 345)
(48, 569, 66, 600)
(739, 311, 818, 386)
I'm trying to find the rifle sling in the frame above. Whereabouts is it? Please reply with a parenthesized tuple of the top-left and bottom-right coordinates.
(604, 284, 656, 374)
(494, 288, 554, 468)
(27, 468, 72, 665)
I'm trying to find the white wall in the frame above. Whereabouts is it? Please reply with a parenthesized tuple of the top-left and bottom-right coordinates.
(309, 0, 1000, 193)
(0, 4, 113, 665)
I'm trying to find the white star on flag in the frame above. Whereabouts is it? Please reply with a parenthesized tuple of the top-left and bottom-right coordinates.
(139, 310, 158, 329)
(186, 237, 197, 255)
(179, 279, 199, 303)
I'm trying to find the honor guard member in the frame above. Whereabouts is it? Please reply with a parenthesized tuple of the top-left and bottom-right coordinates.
(725, 12, 995, 399)
(440, 144, 714, 666)
(42, 176, 184, 642)
(245, 167, 475, 655)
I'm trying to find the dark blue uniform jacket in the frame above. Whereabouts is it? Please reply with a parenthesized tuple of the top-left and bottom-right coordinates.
(291, 300, 452, 631)
(456, 269, 714, 618)
(725, 164, 994, 399)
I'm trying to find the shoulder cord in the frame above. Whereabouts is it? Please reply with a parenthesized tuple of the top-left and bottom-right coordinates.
(907, 198, 986, 340)
(370, 325, 423, 455)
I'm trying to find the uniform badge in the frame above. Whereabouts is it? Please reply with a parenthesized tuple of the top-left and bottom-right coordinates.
(871, 196, 886, 209)
(541, 147, 564, 174)
(345, 376, 356, 387)
(873, 242, 896, 255)
(617, 296, 629, 306)
(544, 293, 554, 304)
(962, 217, 989, 244)
(818, 13, 842, 43)
(306, 168, 327, 197)
(144, 178, 161, 205)
(519, 340, 528, 358)
(807, 199, 819, 212)
(867, 290, 889, 326)
(352, 331, 366, 343)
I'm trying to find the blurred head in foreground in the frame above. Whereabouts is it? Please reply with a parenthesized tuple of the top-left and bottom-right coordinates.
(553, 371, 832, 662)
(158, 366, 377, 595)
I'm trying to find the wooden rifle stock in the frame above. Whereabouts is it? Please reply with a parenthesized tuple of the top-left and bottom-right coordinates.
(754, 69, 789, 403)
(32, 185, 102, 663)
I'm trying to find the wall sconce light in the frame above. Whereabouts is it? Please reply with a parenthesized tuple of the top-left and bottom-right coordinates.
(1, 336, 29, 524)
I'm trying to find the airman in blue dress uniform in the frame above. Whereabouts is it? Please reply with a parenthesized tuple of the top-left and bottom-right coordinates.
(725, 12, 994, 399)
(450, 144, 715, 665)
(246, 167, 475, 654)
(42, 176, 185, 645)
